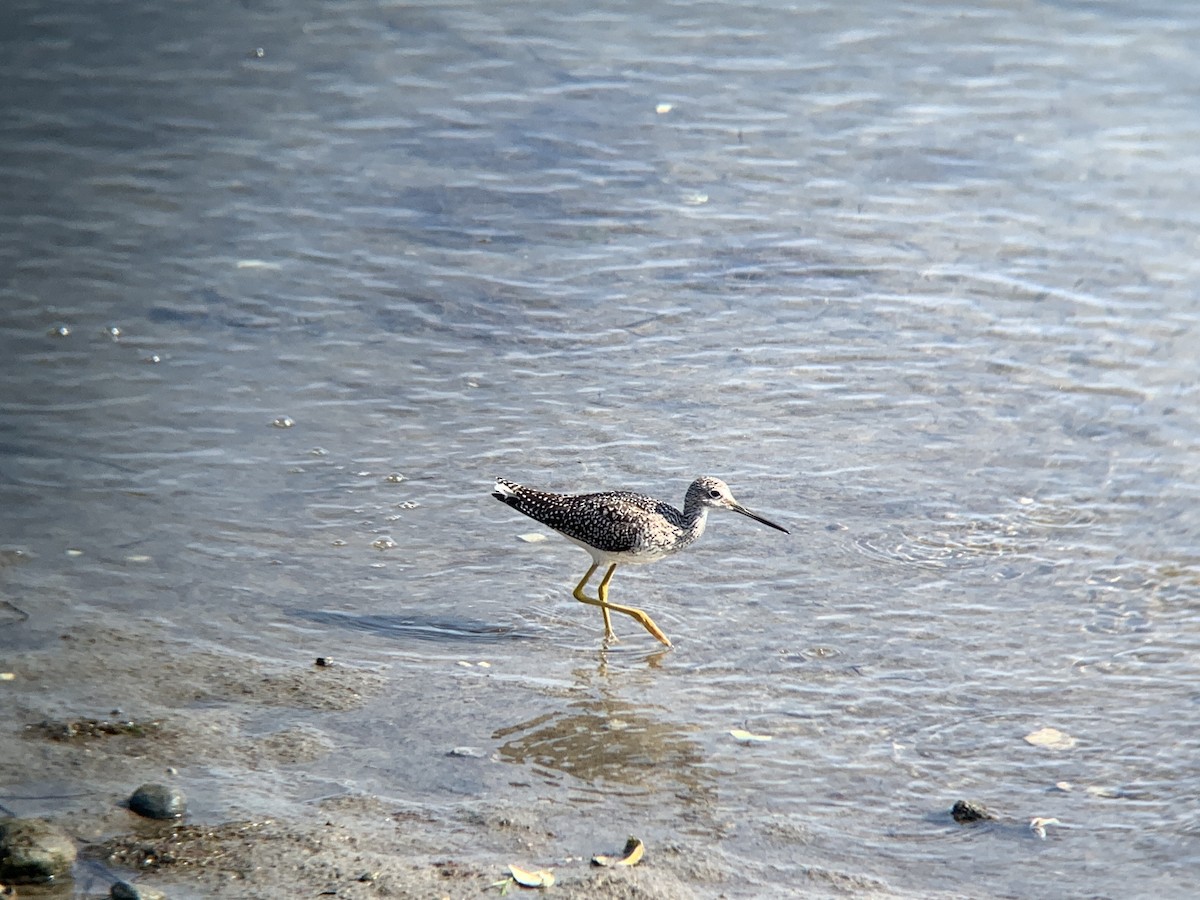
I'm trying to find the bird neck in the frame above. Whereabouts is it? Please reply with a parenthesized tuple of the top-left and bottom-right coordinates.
(681, 498, 710, 542)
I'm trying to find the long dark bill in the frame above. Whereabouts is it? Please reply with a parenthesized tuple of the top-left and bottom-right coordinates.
(730, 503, 790, 534)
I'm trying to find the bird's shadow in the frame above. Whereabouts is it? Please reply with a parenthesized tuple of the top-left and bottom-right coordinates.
(286, 608, 540, 644)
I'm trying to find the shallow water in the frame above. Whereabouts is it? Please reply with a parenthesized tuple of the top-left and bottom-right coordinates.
(3, 0, 1199, 896)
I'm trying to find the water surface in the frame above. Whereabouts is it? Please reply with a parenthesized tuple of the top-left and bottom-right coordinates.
(2, 1, 1198, 896)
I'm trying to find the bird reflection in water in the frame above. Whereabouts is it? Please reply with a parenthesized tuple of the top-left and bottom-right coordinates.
(492, 689, 713, 801)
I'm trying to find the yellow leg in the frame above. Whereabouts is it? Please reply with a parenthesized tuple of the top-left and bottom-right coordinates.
(572, 563, 672, 647)
(572, 563, 614, 640)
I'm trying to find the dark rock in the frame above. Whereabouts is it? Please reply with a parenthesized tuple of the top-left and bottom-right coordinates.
(128, 784, 186, 820)
(0, 818, 77, 883)
(111, 880, 167, 900)
(951, 799, 997, 823)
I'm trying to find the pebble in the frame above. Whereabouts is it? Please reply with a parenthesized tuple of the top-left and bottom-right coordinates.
(0, 818, 77, 883)
(446, 746, 486, 758)
(951, 799, 996, 823)
(111, 881, 167, 900)
(128, 784, 187, 820)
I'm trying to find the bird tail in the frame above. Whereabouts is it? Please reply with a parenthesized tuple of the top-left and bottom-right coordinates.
(491, 477, 520, 504)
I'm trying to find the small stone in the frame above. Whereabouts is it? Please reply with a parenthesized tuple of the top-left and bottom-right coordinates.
(128, 784, 186, 820)
(1028, 816, 1061, 840)
(315, 657, 333, 667)
(111, 881, 167, 900)
(0, 818, 77, 883)
(1024, 726, 1076, 749)
(951, 800, 996, 823)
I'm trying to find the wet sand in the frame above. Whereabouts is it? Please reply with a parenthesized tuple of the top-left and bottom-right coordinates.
(3, 607, 926, 899)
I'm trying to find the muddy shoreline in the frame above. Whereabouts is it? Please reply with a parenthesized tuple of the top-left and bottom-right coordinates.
(5, 613, 912, 899)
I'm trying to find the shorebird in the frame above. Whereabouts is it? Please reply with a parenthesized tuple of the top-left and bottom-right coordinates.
(492, 475, 789, 646)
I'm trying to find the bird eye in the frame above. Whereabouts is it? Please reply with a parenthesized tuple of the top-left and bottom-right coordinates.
(708, 489, 722, 499)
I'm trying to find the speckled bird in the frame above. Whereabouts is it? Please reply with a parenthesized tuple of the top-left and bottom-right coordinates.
(491, 475, 789, 647)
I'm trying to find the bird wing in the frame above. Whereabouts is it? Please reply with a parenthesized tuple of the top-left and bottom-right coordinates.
(550, 492, 674, 553)
(496, 485, 681, 554)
